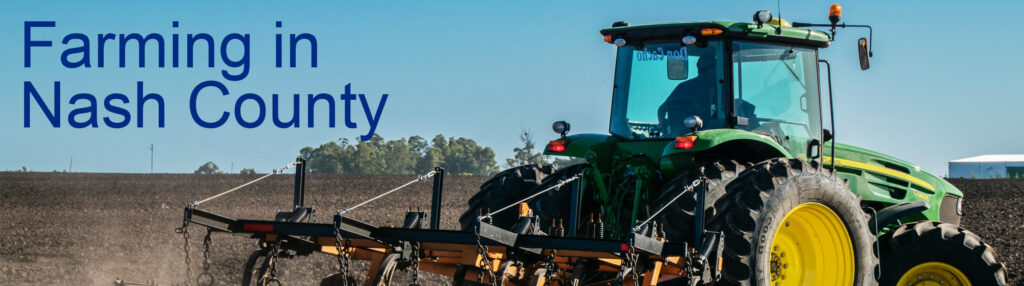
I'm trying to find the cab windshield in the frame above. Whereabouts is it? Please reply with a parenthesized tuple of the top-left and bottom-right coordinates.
(732, 42, 821, 155)
(609, 40, 821, 154)
(610, 41, 727, 139)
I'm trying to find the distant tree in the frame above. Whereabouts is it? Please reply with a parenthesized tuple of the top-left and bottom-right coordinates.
(408, 136, 429, 155)
(506, 130, 549, 168)
(350, 136, 386, 174)
(970, 170, 976, 179)
(438, 136, 499, 175)
(240, 168, 257, 175)
(298, 133, 497, 175)
(299, 146, 316, 162)
(416, 148, 444, 174)
(306, 141, 346, 174)
(194, 161, 222, 174)
(383, 138, 417, 174)
(20, 166, 28, 172)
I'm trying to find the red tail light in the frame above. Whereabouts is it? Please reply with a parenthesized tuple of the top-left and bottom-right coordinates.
(547, 140, 567, 152)
(674, 136, 698, 149)
(244, 224, 274, 232)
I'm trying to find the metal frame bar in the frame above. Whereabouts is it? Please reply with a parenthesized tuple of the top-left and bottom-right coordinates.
(429, 167, 445, 230)
(568, 179, 581, 237)
(293, 158, 306, 209)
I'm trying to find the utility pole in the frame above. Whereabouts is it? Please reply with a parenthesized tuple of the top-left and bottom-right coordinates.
(150, 143, 154, 173)
(68, 157, 72, 172)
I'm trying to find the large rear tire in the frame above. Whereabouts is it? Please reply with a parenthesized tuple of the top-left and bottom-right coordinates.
(459, 164, 554, 230)
(710, 158, 878, 285)
(529, 164, 589, 232)
(649, 160, 748, 244)
(879, 221, 1007, 286)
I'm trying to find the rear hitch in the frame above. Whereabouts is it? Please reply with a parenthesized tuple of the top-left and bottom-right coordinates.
(687, 231, 724, 285)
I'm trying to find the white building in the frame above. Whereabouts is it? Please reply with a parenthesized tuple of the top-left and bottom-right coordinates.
(948, 154, 1024, 179)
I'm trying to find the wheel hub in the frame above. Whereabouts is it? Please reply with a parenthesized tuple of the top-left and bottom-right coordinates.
(897, 262, 971, 286)
(769, 245, 788, 282)
(768, 202, 854, 285)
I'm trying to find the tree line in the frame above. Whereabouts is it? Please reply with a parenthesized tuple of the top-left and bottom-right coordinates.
(299, 134, 499, 175)
(195, 131, 582, 175)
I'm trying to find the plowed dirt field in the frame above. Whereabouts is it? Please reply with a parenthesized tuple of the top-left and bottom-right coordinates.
(0, 173, 1020, 285)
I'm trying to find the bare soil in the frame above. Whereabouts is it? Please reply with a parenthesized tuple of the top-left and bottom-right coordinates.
(0, 173, 1020, 285)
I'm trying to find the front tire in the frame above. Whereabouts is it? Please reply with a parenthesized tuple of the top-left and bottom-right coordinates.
(879, 221, 1007, 285)
(710, 158, 878, 285)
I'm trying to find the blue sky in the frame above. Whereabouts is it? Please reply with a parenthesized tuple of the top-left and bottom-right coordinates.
(1, 0, 1021, 176)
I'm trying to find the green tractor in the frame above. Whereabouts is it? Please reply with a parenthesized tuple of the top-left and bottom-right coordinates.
(459, 6, 1007, 286)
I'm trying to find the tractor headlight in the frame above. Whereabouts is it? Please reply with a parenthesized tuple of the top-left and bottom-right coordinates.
(552, 121, 571, 137)
(753, 10, 773, 26)
(683, 115, 703, 131)
(956, 197, 963, 216)
(613, 38, 627, 47)
(682, 35, 697, 45)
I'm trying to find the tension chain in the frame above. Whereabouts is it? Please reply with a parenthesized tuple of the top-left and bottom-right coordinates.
(616, 245, 641, 286)
(544, 249, 558, 281)
(409, 242, 421, 286)
(176, 217, 193, 286)
(333, 219, 354, 285)
(474, 231, 497, 285)
(192, 229, 215, 286)
(264, 242, 282, 286)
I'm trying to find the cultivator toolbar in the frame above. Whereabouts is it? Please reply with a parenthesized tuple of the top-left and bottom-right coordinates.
(177, 158, 725, 286)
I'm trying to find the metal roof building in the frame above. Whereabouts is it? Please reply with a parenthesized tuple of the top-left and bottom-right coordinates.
(948, 154, 1024, 179)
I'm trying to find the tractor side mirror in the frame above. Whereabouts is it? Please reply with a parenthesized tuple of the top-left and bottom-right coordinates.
(823, 129, 833, 142)
(857, 38, 870, 70)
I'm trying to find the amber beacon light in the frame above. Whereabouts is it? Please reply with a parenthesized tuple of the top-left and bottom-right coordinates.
(829, 4, 842, 24)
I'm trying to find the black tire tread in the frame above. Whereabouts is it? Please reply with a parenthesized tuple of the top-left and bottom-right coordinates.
(650, 160, 748, 244)
(459, 164, 553, 230)
(880, 220, 1007, 285)
(710, 158, 878, 285)
(529, 163, 590, 232)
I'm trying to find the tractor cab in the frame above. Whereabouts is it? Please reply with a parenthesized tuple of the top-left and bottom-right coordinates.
(604, 21, 827, 160)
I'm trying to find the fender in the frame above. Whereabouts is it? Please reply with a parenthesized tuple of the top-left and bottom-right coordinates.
(542, 133, 619, 159)
(869, 201, 929, 234)
(659, 129, 792, 174)
(660, 129, 790, 157)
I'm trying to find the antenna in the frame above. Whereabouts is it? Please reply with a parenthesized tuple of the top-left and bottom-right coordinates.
(775, 0, 783, 34)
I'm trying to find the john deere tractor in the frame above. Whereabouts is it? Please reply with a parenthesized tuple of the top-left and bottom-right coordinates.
(459, 6, 1007, 285)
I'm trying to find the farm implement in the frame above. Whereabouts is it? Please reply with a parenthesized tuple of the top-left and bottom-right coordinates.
(178, 5, 1008, 285)
(178, 159, 726, 285)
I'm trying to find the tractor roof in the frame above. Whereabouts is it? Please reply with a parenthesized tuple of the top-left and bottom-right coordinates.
(600, 21, 831, 48)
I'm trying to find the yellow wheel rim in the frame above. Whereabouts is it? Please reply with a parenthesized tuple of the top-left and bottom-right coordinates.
(768, 202, 854, 285)
(897, 262, 971, 286)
